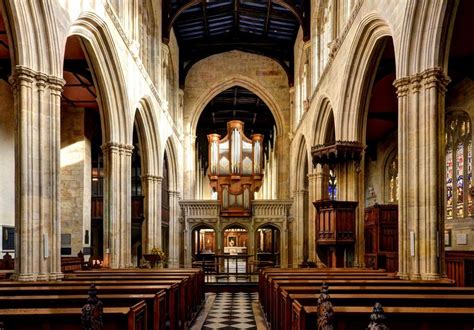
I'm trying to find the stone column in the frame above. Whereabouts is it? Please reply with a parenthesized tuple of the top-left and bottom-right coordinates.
(307, 173, 318, 263)
(168, 190, 181, 267)
(292, 189, 307, 266)
(9, 67, 65, 281)
(183, 133, 197, 199)
(141, 174, 162, 253)
(102, 142, 134, 269)
(394, 68, 449, 280)
(183, 210, 191, 267)
(48, 76, 65, 280)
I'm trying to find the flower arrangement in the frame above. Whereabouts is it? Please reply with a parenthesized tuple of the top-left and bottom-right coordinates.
(150, 247, 166, 261)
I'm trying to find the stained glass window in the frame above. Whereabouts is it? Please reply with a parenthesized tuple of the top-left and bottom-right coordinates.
(446, 111, 472, 220)
(328, 168, 337, 200)
(446, 145, 453, 220)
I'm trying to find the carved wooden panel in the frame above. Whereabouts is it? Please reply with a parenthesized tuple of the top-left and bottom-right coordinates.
(364, 204, 398, 272)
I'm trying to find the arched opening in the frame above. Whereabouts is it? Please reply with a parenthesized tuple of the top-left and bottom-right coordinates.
(255, 224, 281, 267)
(292, 135, 312, 268)
(131, 128, 143, 267)
(223, 224, 248, 274)
(191, 224, 216, 273)
(362, 37, 398, 272)
(162, 151, 170, 260)
(443, 0, 474, 286)
(195, 86, 277, 199)
(60, 35, 105, 266)
(0, 10, 15, 263)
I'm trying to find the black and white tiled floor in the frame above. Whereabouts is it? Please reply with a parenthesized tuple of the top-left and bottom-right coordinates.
(202, 292, 258, 329)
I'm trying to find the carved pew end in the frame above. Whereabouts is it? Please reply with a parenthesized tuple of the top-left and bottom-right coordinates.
(367, 302, 389, 330)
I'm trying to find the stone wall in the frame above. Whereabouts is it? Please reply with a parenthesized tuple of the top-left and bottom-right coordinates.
(183, 50, 291, 199)
(364, 133, 397, 207)
(60, 107, 91, 257)
(0, 80, 15, 257)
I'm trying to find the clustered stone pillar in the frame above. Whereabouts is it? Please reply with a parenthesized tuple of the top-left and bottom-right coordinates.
(9, 66, 65, 281)
(307, 173, 318, 263)
(394, 68, 449, 280)
(168, 190, 181, 267)
(141, 174, 162, 253)
(101, 142, 134, 269)
(292, 189, 308, 266)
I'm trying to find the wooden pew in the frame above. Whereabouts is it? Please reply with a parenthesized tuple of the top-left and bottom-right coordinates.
(259, 268, 462, 330)
(0, 301, 147, 330)
(0, 284, 180, 330)
(65, 273, 200, 322)
(68, 269, 205, 309)
(292, 302, 474, 330)
(0, 292, 164, 330)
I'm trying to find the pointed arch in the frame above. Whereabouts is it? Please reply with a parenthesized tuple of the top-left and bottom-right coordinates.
(339, 14, 394, 142)
(294, 134, 310, 191)
(189, 74, 285, 137)
(163, 135, 180, 192)
(134, 96, 161, 176)
(223, 222, 249, 232)
(311, 96, 335, 146)
(67, 12, 131, 144)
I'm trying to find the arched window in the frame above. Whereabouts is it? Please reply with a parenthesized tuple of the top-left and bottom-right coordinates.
(446, 111, 472, 219)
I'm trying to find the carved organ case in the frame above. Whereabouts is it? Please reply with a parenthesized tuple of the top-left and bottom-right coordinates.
(208, 120, 264, 216)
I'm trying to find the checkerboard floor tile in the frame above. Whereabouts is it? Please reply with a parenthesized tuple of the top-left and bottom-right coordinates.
(202, 292, 258, 330)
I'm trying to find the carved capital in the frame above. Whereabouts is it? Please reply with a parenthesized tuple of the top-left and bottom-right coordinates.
(422, 67, 450, 92)
(101, 142, 134, 155)
(410, 73, 422, 94)
(393, 77, 410, 98)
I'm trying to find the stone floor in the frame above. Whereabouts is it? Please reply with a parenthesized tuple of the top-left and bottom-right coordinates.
(190, 292, 267, 329)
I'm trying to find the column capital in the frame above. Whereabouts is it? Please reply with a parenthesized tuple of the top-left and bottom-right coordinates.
(421, 67, 450, 92)
(394, 67, 451, 97)
(101, 142, 134, 155)
(393, 77, 410, 97)
(169, 190, 181, 198)
(9, 66, 66, 91)
(141, 174, 163, 183)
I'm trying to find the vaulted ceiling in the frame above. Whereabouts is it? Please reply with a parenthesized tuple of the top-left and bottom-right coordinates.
(163, 0, 310, 87)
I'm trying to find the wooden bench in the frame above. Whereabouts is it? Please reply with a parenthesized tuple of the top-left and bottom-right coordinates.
(0, 301, 147, 330)
(258, 268, 474, 330)
(0, 292, 164, 330)
(0, 284, 180, 329)
(292, 301, 474, 330)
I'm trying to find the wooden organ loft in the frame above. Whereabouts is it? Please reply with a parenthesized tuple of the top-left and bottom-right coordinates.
(207, 120, 264, 217)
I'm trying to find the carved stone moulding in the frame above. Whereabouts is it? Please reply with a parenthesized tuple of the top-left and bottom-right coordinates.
(311, 141, 365, 168)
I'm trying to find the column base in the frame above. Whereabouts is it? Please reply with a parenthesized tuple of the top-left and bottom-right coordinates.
(36, 273, 49, 281)
(49, 272, 64, 281)
(421, 273, 441, 281)
(397, 272, 409, 280)
(16, 273, 36, 282)
(409, 273, 422, 280)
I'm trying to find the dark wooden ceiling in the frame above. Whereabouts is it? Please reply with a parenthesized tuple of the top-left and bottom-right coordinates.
(163, 0, 310, 87)
(62, 36, 98, 109)
(196, 86, 276, 170)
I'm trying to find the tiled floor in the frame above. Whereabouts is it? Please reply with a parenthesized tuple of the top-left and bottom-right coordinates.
(203, 292, 258, 329)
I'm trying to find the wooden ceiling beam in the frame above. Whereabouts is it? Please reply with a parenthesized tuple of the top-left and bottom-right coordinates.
(234, 0, 239, 36)
(264, 0, 272, 36)
(272, 0, 309, 40)
(201, 0, 209, 37)
(163, 0, 201, 43)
